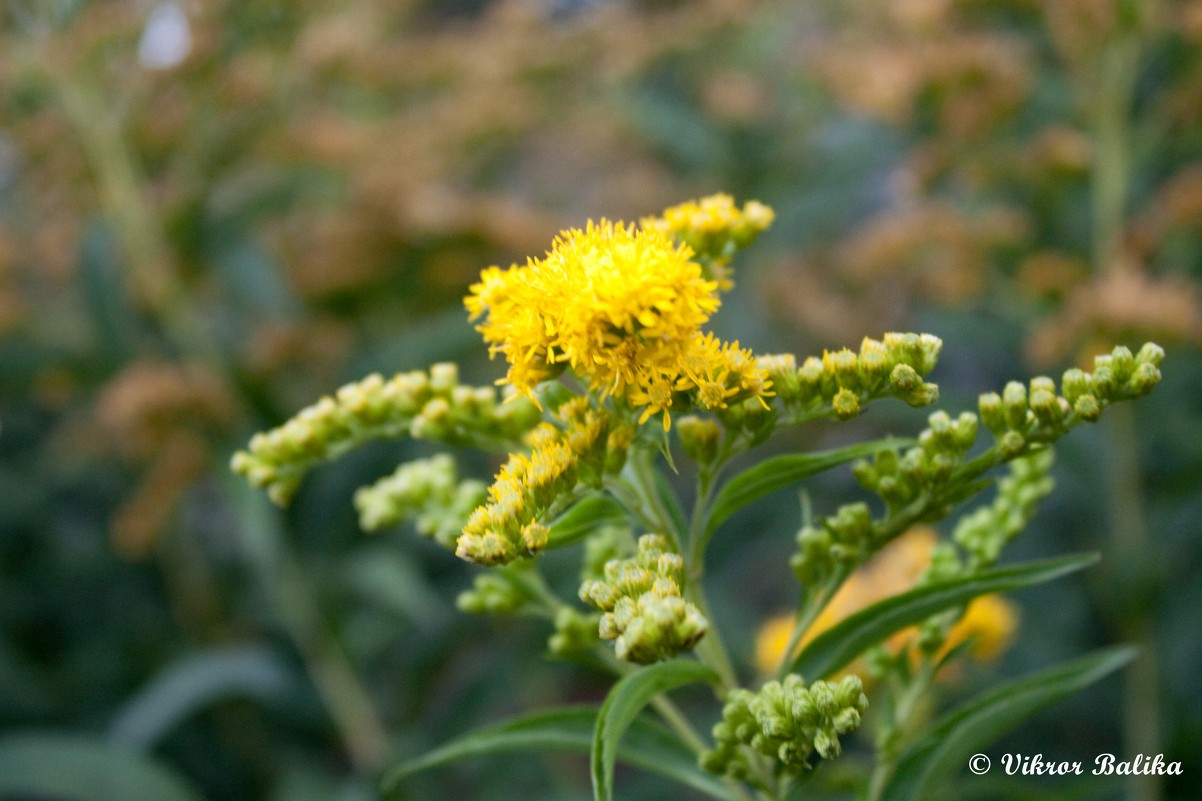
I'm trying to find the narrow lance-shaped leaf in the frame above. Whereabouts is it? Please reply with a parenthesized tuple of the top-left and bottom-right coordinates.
(705, 437, 912, 541)
(882, 647, 1137, 801)
(109, 645, 299, 751)
(0, 734, 205, 801)
(790, 553, 1099, 680)
(546, 495, 630, 549)
(592, 660, 719, 801)
(381, 705, 729, 801)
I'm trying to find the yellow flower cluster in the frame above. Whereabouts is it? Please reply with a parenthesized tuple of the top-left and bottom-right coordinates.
(756, 528, 1018, 679)
(642, 193, 775, 289)
(466, 215, 772, 430)
(456, 399, 621, 566)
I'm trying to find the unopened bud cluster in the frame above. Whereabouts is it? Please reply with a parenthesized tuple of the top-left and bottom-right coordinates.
(701, 674, 868, 782)
(978, 343, 1164, 452)
(578, 534, 708, 664)
(354, 454, 485, 548)
(952, 450, 1056, 569)
(457, 571, 531, 615)
(853, 409, 981, 513)
(457, 399, 629, 566)
(231, 363, 541, 505)
(764, 333, 942, 424)
(547, 607, 602, 657)
(791, 502, 875, 587)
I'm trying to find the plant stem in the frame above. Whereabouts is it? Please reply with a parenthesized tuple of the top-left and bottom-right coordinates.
(1089, 22, 1161, 801)
(863, 664, 934, 801)
(774, 568, 848, 681)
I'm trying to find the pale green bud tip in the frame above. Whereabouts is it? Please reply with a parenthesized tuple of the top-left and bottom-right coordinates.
(1128, 362, 1161, 396)
(1137, 342, 1165, 367)
(978, 391, 1005, 434)
(548, 607, 601, 656)
(457, 573, 528, 615)
(1002, 381, 1029, 429)
(677, 415, 722, 463)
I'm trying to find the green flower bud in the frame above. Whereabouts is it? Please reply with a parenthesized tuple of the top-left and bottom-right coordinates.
(548, 607, 601, 656)
(758, 354, 801, 403)
(832, 387, 861, 420)
(825, 349, 861, 391)
(429, 361, 459, 393)
(1126, 362, 1161, 396)
(978, 391, 1005, 434)
(1060, 368, 1093, 405)
(677, 415, 722, 463)
(798, 356, 825, 403)
(1136, 342, 1165, 367)
(1073, 394, 1101, 421)
(953, 412, 979, 451)
(1028, 381, 1064, 427)
(1002, 381, 1029, 430)
(858, 338, 893, 391)
(1109, 346, 1136, 383)
(999, 430, 1026, 457)
(457, 572, 529, 615)
(1092, 363, 1117, 399)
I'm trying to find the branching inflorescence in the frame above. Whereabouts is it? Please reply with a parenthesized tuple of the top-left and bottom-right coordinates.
(232, 194, 1164, 801)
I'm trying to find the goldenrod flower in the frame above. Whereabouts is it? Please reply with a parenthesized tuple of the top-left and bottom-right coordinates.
(642, 193, 776, 290)
(466, 212, 773, 429)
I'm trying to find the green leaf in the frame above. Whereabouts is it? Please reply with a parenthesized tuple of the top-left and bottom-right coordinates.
(0, 733, 205, 801)
(546, 495, 630, 549)
(381, 705, 729, 801)
(705, 438, 912, 540)
(108, 645, 299, 751)
(882, 647, 1137, 801)
(790, 553, 1098, 680)
(592, 659, 719, 801)
(652, 467, 690, 540)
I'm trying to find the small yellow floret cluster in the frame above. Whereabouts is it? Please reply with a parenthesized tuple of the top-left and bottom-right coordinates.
(466, 214, 772, 429)
(457, 399, 622, 566)
(642, 193, 775, 289)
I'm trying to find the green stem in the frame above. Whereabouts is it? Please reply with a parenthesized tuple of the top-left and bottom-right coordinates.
(864, 663, 935, 801)
(774, 568, 849, 681)
(271, 547, 391, 772)
(1089, 21, 1161, 801)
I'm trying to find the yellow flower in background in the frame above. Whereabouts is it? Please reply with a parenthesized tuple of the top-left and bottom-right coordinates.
(755, 527, 1018, 679)
(466, 209, 772, 429)
(942, 592, 1019, 663)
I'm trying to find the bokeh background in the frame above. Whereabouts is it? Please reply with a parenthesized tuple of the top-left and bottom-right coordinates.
(1, 1, 1200, 800)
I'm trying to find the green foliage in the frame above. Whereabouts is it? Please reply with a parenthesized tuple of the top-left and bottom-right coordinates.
(592, 659, 719, 801)
(789, 554, 1098, 681)
(0, 734, 206, 801)
(3, 3, 1199, 801)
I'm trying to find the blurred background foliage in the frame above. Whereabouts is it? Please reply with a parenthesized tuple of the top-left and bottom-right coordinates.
(0, 0, 1199, 799)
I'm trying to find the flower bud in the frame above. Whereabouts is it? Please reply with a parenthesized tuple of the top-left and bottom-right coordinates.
(1136, 342, 1165, 367)
(1108, 346, 1136, 383)
(1060, 368, 1093, 405)
(677, 415, 722, 463)
(978, 392, 1006, 434)
(1002, 381, 1029, 430)
(1127, 362, 1161, 396)
(832, 388, 861, 420)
